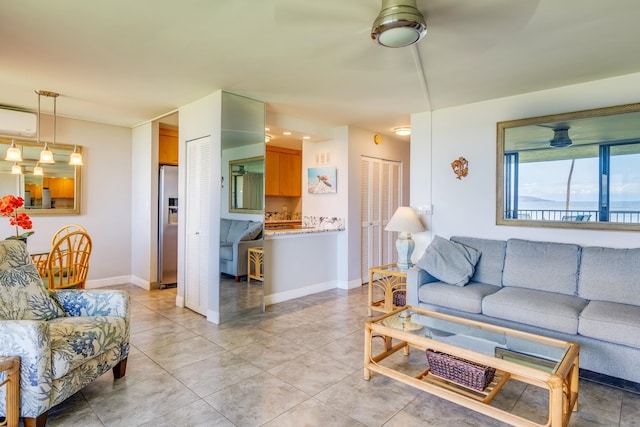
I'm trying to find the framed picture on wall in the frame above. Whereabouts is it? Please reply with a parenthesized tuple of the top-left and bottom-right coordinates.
(308, 166, 337, 194)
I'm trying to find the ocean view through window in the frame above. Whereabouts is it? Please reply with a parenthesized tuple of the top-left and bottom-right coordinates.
(497, 103, 640, 230)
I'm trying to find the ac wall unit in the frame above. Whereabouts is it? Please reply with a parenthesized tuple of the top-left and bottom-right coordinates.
(0, 107, 37, 137)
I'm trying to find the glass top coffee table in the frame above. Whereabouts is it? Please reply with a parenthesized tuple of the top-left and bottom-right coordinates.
(364, 306, 579, 427)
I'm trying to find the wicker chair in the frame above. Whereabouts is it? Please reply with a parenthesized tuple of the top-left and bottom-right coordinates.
(44, 230, 92, 290)
(30, 225, 89, 278)
(50, 224, 87, 245)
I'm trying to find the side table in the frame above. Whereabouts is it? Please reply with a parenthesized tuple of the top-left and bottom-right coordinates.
(368, 263, 407, 316)
(247, 247, 264, 285)
(0, 356, 20, 427)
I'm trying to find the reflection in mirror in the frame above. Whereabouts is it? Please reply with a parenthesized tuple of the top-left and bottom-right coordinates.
(497, 103, 640, 230)
(229, 156, 264, 214)
(0, 137, 81, 215)
(219, 91, 265, 323)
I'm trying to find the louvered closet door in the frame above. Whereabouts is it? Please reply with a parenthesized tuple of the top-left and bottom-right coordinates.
(185, 136, 211, 315)
(361, 156, 402, 283)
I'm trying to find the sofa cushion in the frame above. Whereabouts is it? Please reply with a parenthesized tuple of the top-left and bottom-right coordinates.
(220, 218, 232, 242)
(418, 281, 501, 313)
(579, 301, 640, 349)
(220, 243, 233, 261)
(578, 246, 640, 306)
(0, 263, 66, 321)
(502, 239, 580, 296)
(416, 236, 481, 286)
(49, 315, 127, 380)
(450, 236, 506, 287)
(482, 287, 588, 334)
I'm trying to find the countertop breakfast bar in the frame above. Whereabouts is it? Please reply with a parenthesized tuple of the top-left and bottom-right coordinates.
(262, 222, 344, 305)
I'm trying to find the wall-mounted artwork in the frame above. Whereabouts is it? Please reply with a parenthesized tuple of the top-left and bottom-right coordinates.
(308, 166, 337, 194)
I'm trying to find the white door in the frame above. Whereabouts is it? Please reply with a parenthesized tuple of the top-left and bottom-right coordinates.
(185, 136, 211, 315)
(361, 156, 402, 282)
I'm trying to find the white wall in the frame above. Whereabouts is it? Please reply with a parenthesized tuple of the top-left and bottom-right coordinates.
(3, 115, 133, 285)
(410, 72, 640, 251)
(177, 91, 223, 322)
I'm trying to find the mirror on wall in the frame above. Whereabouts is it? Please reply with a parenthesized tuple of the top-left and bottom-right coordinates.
(229, 156, 264, 214)
(497, 103, 640, 230)
(0, 137, 82, 215)
(219, 91, 265, 322)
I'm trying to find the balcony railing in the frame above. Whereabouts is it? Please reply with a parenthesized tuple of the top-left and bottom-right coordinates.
(507, 209, 640, 223)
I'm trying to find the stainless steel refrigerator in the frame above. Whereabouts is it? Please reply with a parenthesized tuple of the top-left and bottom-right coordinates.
(158, 165, 178, 288)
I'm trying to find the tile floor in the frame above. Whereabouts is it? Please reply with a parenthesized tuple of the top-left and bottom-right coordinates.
(39, 283, 640, 427)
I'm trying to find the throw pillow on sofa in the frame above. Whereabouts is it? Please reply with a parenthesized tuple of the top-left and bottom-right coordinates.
(239, 222, 262, 241)
(416, 235, 481, 286)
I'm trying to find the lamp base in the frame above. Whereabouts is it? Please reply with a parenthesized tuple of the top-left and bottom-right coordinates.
(395, 232, 415, 270)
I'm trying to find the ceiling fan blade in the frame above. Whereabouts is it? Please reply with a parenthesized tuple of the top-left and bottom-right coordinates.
(421, 0, 540, 52)
(273, 0, 378, 32)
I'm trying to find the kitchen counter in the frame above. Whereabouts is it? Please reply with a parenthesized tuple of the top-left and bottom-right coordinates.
(264, 225, 344, 237)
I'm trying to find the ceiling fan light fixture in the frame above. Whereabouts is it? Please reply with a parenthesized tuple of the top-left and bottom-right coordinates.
(549, 127, 573, 148)
(371, 0, 427, 48)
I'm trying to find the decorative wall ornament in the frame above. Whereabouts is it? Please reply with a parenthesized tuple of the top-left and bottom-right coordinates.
(451, 156, 469, 180)
(308, 166, 337, 194)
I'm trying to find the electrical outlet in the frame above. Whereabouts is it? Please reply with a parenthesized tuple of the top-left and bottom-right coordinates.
(419, 205, 433, 215)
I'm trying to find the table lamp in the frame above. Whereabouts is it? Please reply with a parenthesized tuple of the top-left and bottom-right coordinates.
(385, 206, 425, 269)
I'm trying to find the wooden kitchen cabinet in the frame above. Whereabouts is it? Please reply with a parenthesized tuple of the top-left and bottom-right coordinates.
(265, 146, 301, 197)
(44, 177, 75, 198)
(159, 127, 179, 165)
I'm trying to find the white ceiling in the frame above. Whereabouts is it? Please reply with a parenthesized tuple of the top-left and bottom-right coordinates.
(1, 0, 640, 138)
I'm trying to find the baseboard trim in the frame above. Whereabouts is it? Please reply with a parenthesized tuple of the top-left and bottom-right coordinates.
(85, 276, 136, 289)
(336, 278, 362, 290)
(265, 280, 337, 306)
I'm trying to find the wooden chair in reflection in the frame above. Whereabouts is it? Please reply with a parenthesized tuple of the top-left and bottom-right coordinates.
(44, 230, 92, 290)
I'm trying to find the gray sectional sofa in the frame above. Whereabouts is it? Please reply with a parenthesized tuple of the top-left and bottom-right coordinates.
(219, 218, 263, 281)
(407, 236, 640, 384)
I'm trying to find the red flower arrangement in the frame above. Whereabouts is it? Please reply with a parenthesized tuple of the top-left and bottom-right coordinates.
(0, 194, 34, 240)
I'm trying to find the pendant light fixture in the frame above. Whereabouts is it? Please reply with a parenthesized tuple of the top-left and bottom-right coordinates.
(33, 162, 43, 176)
(11, 162, 22, 175)
(36, 90, 58, 164)
(5, 140, 23, 162)
(69, 145, 83, 165)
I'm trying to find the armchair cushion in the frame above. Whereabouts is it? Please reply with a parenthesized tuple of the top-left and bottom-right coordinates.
(0, 263, 65, 321)
(49, 316, 127, 379)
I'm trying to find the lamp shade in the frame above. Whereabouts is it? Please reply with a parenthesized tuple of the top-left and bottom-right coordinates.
(385, 206, 425, 232)
(39, 143, 55, 164)
(5, 140, 22, 162)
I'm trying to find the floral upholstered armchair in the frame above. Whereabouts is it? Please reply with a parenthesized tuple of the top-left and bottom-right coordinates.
(0, 240, 130, 427)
